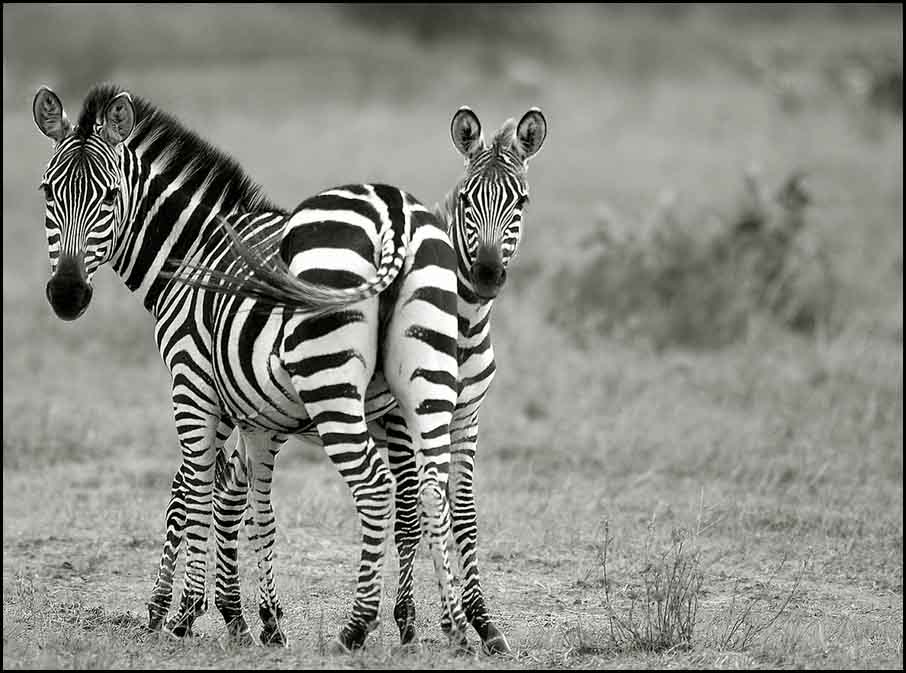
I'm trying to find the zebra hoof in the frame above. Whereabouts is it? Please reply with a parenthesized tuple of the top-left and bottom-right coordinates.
(394, 599, 418, 646)
(328, 625, 366, 655)
(449, 631, 474, 656)
(164, 615, 195, 639)
(326, 636, 351, 656)
(398, 623, 419, 647)
(164, 623, 194, 639)
(481, 633, 511, 656)
(223, 615, 253, 647)
(260, 627, 288, 647)
(147, 610, 165, 633)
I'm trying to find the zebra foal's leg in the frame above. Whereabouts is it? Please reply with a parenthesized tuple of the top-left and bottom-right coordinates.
(241, 432, 287, 646)
(449, 418, 510, 654)
(385, 411, 421, 646)
(212, 431, 254, 645)
(384, 352, 469, 651)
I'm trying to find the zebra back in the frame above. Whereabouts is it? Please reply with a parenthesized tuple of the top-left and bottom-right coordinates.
(166, 205, 409, 314)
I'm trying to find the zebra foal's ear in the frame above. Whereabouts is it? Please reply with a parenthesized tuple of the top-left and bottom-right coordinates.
(451, 106, 485, 160)
(100, 92, 136, 147)
(33, 87, 72, 143)
(514, 108, 547, 161)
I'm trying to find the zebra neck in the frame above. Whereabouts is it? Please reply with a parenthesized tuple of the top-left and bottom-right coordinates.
(108, 146, 273, 317)
(449, 214, 495, 344)
(456, 266, 495, 349)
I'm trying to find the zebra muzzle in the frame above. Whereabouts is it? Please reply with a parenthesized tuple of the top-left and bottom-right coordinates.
(46, 255, 93, 321)
(470, 252, 507, 300)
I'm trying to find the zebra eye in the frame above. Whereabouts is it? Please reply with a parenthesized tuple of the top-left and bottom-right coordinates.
(103, 187, 119, 205)
(517, 194, 530, 208)
(40, 184, 53, 202)
(459, 192, 471, 208)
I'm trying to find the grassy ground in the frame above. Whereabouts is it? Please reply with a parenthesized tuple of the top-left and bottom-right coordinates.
(3, 5, 902, 669)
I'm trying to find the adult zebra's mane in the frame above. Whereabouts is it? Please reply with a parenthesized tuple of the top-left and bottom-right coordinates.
(76, 83, 286, 216)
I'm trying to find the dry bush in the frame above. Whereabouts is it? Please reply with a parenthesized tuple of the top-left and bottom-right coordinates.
(580, 517, 706, 654)
(571, 514, 809, 658)
(551, 169, 839, 350)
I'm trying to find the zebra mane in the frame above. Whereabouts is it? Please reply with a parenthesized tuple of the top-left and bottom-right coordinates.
(434, 179, 461, 233)
(491, 119, 518, 155)
(75, 83, 285, 215)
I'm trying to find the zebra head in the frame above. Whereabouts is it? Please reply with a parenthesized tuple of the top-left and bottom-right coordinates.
(32, 87, 135, 320)
(450, 106, 546, 300)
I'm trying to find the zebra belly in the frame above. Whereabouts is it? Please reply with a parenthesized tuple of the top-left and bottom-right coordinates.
(212, 306, 311, 434)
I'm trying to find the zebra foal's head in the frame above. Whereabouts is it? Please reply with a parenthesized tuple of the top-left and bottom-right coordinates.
(32, 86, 134, 320)
(450, 106, 546, 300)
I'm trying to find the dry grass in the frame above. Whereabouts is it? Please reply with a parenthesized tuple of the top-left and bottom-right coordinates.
(3, 4, 902, 670)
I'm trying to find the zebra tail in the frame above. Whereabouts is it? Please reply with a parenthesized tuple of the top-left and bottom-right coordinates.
(166, 213, 409, 313)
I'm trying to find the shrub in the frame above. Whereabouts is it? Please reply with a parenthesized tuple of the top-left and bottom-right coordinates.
(551, 169, 839, 350)
(599, 518, 705, 653)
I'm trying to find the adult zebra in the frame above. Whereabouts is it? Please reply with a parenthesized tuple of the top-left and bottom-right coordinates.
(198, 106, 547, 655)
(31, 83, 467, 653)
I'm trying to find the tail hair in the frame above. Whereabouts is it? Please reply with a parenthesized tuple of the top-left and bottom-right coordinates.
(164, 212, 408, 314)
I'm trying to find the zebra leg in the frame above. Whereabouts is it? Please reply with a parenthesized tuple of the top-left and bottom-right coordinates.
(212, 432, 254, 646)
(286, 342, 389, 653)
(320, 427, 392, 653)
(162, 409, 226, 637)
(148, 416, 232, 634)
(418, 460, 470, 653)
(386, 411, 421, 646)
(241, 432, 287, 647)
(384, 372, 469, 652)
(449, 419, 510, 655)
(320, 427, 392, 652)
(147, 465, 188, 631)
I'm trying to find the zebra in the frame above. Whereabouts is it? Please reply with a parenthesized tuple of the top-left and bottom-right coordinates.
(200, 106, 547, 655)
(391, 106, 547, 654)
(32, 83, 469, 653)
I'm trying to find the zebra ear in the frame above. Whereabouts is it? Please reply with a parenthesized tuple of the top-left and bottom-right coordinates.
(100, 92, 136, 147)
(33, 87, 71, 143)
(451, 106, 484, 159)
(514, 108, 547, 161)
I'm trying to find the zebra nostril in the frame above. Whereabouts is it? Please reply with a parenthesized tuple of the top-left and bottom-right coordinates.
(46, 275, 92, 321)
(470, 262, 506, 298)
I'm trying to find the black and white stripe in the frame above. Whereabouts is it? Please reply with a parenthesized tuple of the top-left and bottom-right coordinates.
(179, 182, 471, 651)
(389, 107, 547, 654)
(32, 84, 471, 652)
(210, 107, 547, 654)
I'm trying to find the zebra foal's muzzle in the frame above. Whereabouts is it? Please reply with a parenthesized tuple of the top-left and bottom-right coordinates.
(46, 254, 93, 321)
(470, 246, 507, 300)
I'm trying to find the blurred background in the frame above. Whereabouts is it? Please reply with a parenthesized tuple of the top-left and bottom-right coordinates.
(2, 5, 902, 667)
(3, 0, 902, 492)
(5, 3, 902, 351)
(3, 0, 903, 521)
